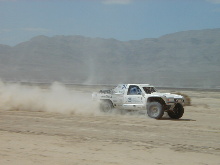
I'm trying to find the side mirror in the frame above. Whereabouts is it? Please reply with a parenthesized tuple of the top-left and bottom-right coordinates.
(141, 92, 145, 97)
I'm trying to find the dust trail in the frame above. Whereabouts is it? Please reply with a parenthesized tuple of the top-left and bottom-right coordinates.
(0, 81, 100, 115)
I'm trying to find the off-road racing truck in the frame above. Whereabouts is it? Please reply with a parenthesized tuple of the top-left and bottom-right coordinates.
(92, 84, 185, 119)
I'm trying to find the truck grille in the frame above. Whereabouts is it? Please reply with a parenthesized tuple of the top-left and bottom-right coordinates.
(174, 99, 184, 103)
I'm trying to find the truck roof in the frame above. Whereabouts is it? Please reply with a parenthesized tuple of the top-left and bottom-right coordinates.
(113, 84, 153, 93)
(118, 84, 152, 88)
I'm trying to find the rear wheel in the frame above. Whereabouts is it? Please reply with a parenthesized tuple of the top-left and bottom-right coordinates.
(147, 102, 164, 119)
(99, 100, 113, 113)
(168, 103, 184, 119)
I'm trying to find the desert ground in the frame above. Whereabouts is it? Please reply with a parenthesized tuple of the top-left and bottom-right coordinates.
(0, 83, 220, 165)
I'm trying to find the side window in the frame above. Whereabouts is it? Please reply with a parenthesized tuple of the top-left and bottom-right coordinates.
(127, 85, 142, 95)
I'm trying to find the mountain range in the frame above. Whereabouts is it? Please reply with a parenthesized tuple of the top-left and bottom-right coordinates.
(0, 28, 220, 88)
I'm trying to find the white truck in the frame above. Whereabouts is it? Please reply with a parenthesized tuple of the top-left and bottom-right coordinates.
(92, 84, 185, 119)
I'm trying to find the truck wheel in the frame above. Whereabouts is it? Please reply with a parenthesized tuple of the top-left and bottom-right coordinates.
(147, 102, 164, 119)
(99, 100, 113, 113)
(168, 103, 184, 119)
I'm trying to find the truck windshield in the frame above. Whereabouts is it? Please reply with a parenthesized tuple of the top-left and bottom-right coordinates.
(143, 87, 157, 94)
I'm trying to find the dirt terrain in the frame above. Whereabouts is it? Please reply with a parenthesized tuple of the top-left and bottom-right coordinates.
(0, 84, 220, 165)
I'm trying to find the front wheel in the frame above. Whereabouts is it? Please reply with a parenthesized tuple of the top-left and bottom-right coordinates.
(147, 102, 164, 119)
(167, 103, 184, 119)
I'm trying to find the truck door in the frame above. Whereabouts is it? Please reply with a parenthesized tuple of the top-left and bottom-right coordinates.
(123, 85, 144, 110)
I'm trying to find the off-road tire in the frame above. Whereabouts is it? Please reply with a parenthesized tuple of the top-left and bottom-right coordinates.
(167, 103, 184, 119)
(99, 100, 113, 113)
(147, 102, 164, 119)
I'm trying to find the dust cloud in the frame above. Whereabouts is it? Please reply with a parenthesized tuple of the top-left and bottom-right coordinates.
(0, 81, 99, 115)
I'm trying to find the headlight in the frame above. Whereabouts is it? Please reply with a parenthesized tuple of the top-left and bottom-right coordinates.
(167, 98, 174, 102)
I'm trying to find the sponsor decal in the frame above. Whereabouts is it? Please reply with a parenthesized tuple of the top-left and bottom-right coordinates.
(101, 95, 112, 98)
(122, 84, 127, 89)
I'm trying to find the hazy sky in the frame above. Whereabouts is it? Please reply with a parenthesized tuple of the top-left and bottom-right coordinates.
(0, 0, 220, 46)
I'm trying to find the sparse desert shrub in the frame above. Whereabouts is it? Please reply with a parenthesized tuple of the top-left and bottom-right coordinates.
(175, 92, 191, 106)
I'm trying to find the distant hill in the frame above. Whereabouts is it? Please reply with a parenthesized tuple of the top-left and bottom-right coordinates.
(0, 28, 220, 88)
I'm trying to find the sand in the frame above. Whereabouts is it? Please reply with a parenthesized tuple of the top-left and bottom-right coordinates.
(0, 85, 220, 165)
